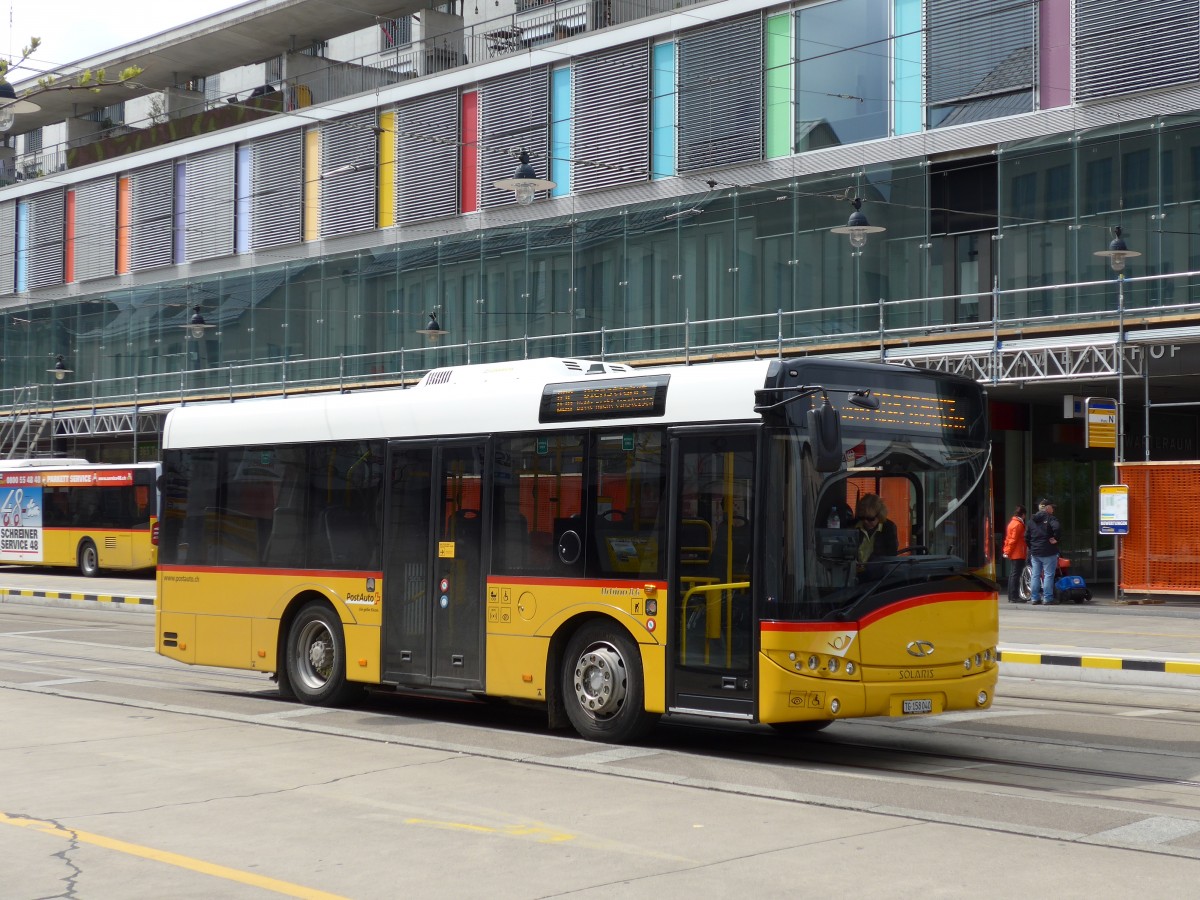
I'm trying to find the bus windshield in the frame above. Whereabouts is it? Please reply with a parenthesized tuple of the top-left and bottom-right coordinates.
(763, 426, 992, 622)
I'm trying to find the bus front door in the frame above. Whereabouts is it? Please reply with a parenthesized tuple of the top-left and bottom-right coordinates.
(382, 440, 488, 691)
(669, 430, 757, 721)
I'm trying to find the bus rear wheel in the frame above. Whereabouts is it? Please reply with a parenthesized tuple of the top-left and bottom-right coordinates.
(561, 621, 656, 743)
(78, 540, 100, 577)
(284, 602, 361, 707)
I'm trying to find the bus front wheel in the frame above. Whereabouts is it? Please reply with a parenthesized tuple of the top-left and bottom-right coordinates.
(78, 540, 100, 578)
(284, 602, 361, 707)
(561, 621, 656, 743)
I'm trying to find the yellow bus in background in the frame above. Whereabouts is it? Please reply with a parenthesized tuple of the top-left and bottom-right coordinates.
(0, 460, 160, 577)
(156, 357, 998, 743)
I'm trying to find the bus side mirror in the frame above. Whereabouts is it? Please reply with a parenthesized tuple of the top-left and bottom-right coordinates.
(808, 402, 843, 472)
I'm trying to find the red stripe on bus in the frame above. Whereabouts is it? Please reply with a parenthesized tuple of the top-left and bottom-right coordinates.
(42, 527, 149, 533)
(157, 564, 383, 579)
(761, 591, 993, 632)
(485, 576, 668, 590)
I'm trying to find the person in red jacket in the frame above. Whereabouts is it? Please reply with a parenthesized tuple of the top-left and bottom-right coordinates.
(1002, 505, 1028, 603)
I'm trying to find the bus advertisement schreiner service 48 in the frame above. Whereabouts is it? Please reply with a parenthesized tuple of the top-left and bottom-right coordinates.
(0, 459, 159, 576)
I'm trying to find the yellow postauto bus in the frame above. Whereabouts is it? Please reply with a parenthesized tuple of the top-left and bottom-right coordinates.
(0, 459, 160, 576)
(156, 356, 998, 742)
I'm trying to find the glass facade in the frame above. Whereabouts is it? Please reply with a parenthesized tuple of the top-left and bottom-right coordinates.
(11, 112, 1200, 408)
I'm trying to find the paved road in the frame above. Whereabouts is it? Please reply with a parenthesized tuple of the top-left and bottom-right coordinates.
(4, 602, 1200, 897)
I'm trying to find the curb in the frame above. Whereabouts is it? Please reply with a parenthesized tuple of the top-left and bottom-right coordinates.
(999, 648, 1200, 690)
(0, 587, 155, 610)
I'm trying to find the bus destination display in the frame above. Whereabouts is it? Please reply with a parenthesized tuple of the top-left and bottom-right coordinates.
(539, 375, 670, 423)
(838, 390, 970, 434)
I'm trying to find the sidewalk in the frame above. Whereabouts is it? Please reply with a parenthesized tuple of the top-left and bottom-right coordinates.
(998, 589, 1200, 688)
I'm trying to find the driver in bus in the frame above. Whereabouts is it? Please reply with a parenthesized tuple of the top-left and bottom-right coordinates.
(853, 494, 899, 577)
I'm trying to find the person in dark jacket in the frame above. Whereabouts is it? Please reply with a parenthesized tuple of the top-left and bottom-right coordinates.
(1025, 498, 1061, 604)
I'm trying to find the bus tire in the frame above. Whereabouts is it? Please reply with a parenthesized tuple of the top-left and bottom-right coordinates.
(561, 621, 656, 743)
(78, 540, 100, 578)
(284, 601, 361, 707)
(770, 720, 833, 738)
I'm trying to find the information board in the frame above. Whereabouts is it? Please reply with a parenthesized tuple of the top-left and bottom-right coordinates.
(1099, 484, 1128, 535)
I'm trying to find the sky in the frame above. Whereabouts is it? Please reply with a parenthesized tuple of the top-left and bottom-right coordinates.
(4, 0, 243, 79)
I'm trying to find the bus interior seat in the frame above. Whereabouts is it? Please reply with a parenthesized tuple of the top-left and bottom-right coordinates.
(264, 507, 307, 566)
(494, 506, 529, 570)
(321, 506, 375, 568)
(678, 518, 712, 566)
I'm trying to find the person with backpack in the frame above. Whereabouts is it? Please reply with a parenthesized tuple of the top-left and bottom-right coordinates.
(1002, 504, 1028, 603)
(1025, 498, 1061, 605)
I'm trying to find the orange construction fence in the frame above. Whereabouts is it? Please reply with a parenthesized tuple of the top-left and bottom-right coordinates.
(1116, 461, 1200, 594)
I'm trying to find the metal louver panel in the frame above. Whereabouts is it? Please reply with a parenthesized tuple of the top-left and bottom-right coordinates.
(27, 189, 65, 289)
(927, 0, 1034, 104)
(130, 162, 174, 271)
(396, 91, 459, 224)
(321, 112, 378, 238)
(480, 67, 550, 209)
(73, 177, 117, 282)
(678, 17, 763, 172)
(574, 42, 651, 193)
(1076, 0, 1199, 100)
(251, 130, 303, 250)
(185, 146, 235, 262)
(0, 201, 14, 295)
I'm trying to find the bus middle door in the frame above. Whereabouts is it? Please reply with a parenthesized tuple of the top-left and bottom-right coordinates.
(381, 439, 489, 691)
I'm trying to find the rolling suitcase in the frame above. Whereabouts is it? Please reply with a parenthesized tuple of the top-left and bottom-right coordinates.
(1054, 574, 1091, 604)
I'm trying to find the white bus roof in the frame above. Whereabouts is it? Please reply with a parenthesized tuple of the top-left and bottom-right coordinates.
(163, 357, 777, 450)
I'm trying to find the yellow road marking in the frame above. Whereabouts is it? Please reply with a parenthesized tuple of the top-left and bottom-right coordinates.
(0, 811, 348, 899)
(405, 816, 575, 843)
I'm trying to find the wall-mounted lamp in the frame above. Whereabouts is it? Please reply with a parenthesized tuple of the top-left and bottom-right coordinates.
(494, 149, 555, 206)
(184, 305, 215, 339)
(0, 81, 41, 133)
(47, 354, 72, 382)
(1094, 226, 1141, 274)
(830, 197, 886, 249)
(416, 310, 448, 343)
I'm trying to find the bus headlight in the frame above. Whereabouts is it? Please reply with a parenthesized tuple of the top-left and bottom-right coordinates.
(963, 658, 972, 671)
(977, 691, 988, 706)
(844, 661, 855, 675)
(808, 655, 820, 670)
(827, 657, 839, 673)
(830, 698, 840, 714)
(975, 653, 982, 668)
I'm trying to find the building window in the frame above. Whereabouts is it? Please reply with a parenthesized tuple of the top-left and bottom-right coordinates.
(926, 0, 1034, 128)
(796, 0, 889, 151)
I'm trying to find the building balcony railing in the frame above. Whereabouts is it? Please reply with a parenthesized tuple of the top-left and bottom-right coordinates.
(4, 0, 699, 186)
(6, 268, 1199, 428)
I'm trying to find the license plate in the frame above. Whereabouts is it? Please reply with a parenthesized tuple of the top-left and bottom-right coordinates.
(902, 698, 933, 714)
